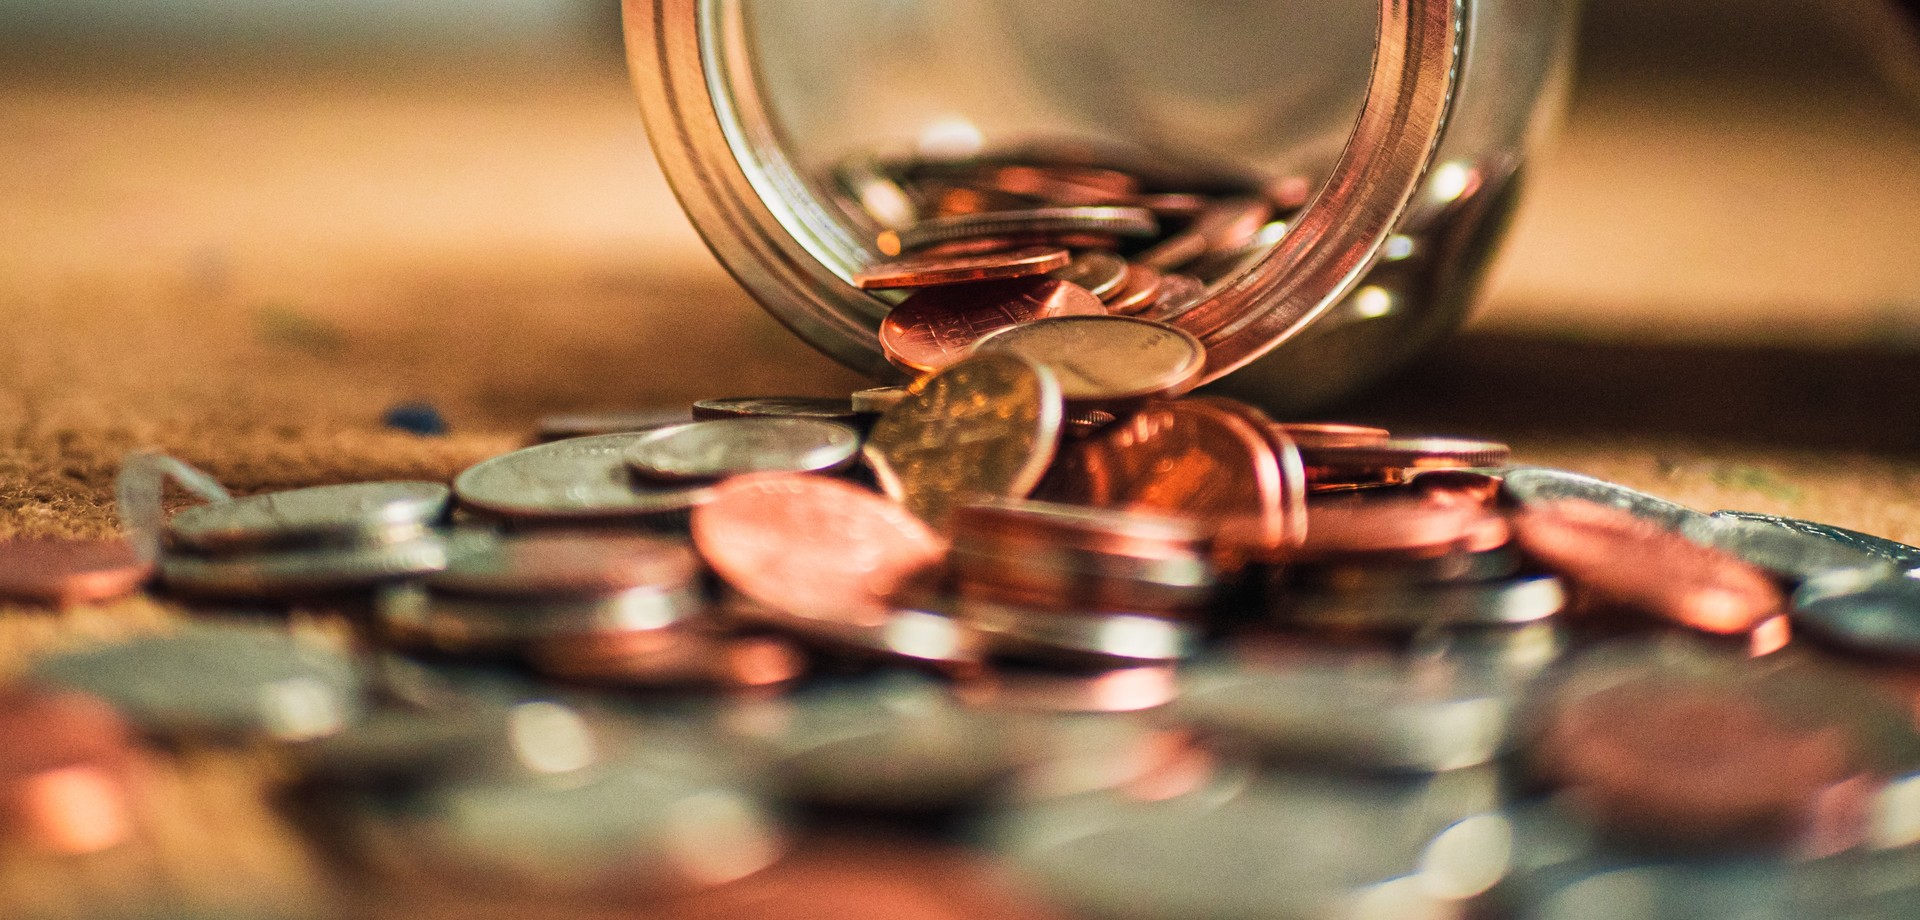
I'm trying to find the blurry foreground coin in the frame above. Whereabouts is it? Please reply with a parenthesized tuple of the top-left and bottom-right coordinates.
(1792, 569, 1920, 662)
(31, 624, 363, 740)
(159, 536, 449, 598)
(0, 539, 151, 607)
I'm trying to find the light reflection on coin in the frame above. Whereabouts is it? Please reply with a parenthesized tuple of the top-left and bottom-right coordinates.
(453, 434, 715, 522)
(166, 481, 450, 552)
(863, 354, 1064, 527)
(1048, 250, 1129, 300)
(624, 418, 861, 482)
(971, 315, 1206, 405)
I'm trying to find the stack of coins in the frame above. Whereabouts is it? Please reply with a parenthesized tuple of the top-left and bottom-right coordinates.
(157, 481, 453, 598)
(950, 499, 1215, 667)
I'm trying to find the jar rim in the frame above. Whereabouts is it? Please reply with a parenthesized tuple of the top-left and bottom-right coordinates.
(624, 0, 1464, 385)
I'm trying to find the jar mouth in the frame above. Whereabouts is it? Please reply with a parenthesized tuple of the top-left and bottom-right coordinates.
(625, 0, 1464, 386)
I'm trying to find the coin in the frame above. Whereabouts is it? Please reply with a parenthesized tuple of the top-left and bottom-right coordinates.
(953, 665, 1178, 714)
(623, 418, 861, 482)
(691, 396, 862, 423)
(1277, 574, 1567, 632)
(1135, 197, 1273, 271)
(31, 624, 363, 740)
(1295, 495, 1508, 559)
(382, 582, 704, 652)
(879, 278, 1105, 374)
(535, 407, 691, 442)
(1137, 273, 1206, 322)
(863, 354, 1064, 527)
(159, 535, 450, 597)
(1040, 397, 1306, 556)
(970, 315, 1205, 405)
(1047, 250, 1128, 300)
(1104, 264, 1164, 315)
(0, 539, 151, 607)
(166, 481, 450, 552)
(725, 594, 984, 669)
(530, 628, 807, 691)
(963, 601, 1197, 665)
(1500, 467, 1702, 532)
(426, 532, 699, 598)
(453, 434, 716, 522)
(1511, 499, 1786, 636)
(1534, 675, 1857, 847)
(1276, 422, 1392, 447)
(976, 164, 1138, 205)
(1681, 514, 1892, 583)
(1710, 511, 1920, 577)
(1177, 652, 1520, 772)
(913, 233, 1122, 259)
(835, 153, 918, 230)
(950, 498, 1208, 559)
(851, 385, 911, 414)
(693, 473, 948, 629)
(1791, 569, 1920, 662)
(0, 686, 139, 855)
(881, 206, 1159, 255)
(1297, 437, 1512, 473)
(854, 247, 1071, 290)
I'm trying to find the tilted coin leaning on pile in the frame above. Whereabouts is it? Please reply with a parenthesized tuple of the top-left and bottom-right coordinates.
(4, 156, 1920, 918)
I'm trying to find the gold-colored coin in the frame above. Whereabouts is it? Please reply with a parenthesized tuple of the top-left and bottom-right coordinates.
(863, 354, 1063, 528)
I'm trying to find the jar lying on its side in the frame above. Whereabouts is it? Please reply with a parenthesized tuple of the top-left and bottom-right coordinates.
(624, 0, 1577, 412)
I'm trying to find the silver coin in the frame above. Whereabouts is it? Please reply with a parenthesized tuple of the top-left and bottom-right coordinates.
(1514, 861, 1795, 920)
(1681, 513, 1894, 583)
(1791, 569, 1920, 662)
(166, 481, 450, 552)
(1712, 511, 1920, 577)
(159, 535, 449, 597)
(850, 385, 910, 415)
(381, 582, 704, 653)
(1176, 652, 1521, 772)
(293, 701, 522, 786)
(623, 418, 860, 482)
(535, 407, 690, 442)
(453, 434, 715, 522)
(394, 756, 784, 896)
(722, 592, 983, 668)
(953, 665, 1179, 714)
(1048, 250, 1129, 300)
(990, 770, 1507, 920)
(723, 678, 1021, 812)
(1277, 574, 1566, 632)
(31, 623, 363, 740)
(1499, 467, 1703, 531)
(962, 599, 1197, 665)
(690, 396, 860, 422)
(893, 206, 1160, 251)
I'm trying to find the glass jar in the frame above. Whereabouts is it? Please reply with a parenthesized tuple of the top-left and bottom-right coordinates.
(623, 0, 1577, 412)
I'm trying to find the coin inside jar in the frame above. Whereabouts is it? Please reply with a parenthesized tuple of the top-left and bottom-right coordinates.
(879, 278, 1105, 374)
(880, 206, 1159, 255)
(1103, 264, 1164, 315)
(1047, 250, 1129, 300)
(854, 246, 1071, 290)
(692, 473, 949, 629)
(0, 539, 152, 607)
(622, 418, 861, 482)
(166, 480, 451, 552)
(970, 315, 1206, 406)
(863, 354, 1064, 527)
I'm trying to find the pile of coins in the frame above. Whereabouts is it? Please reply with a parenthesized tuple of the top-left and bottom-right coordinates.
(6, 274, 1920, 917)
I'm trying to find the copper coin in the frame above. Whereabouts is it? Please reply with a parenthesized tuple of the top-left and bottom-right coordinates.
(0, 539, 151, 607)
(692, 473, 949, 629)
(1136, 273, 1206, 323)
(910, 233, 1122, 259)
(1407, 469, 1504, 509)
(1296, 437, 1511, 472)
(0, 687, 139, 855)
(0, 687, 134, 778)
(854, 247, 1071, 290)
(1512, 499, 1787, 635)
(1104, 264, 1164, 315)
(426, 532, 700, 598)
(879, 278, 1105, 375)
(950, 499, 1207, 561)
(1040, 397, 1307, 555)
(1048, 250, 1129, 300)
(530, 629, 806, 691)
(884, 206, 1159, 254)
(864, 354, 1064, 527)
(953, 665, 1177, 714)
(1296, 496, 1506, 560)
(1537, 678, 1856, 846)
(1135, 197, 1273, 271)
(1275, 423, 1392, 448)
(970, 315, 1206, 405)
(1128, 193, 1212, 218)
